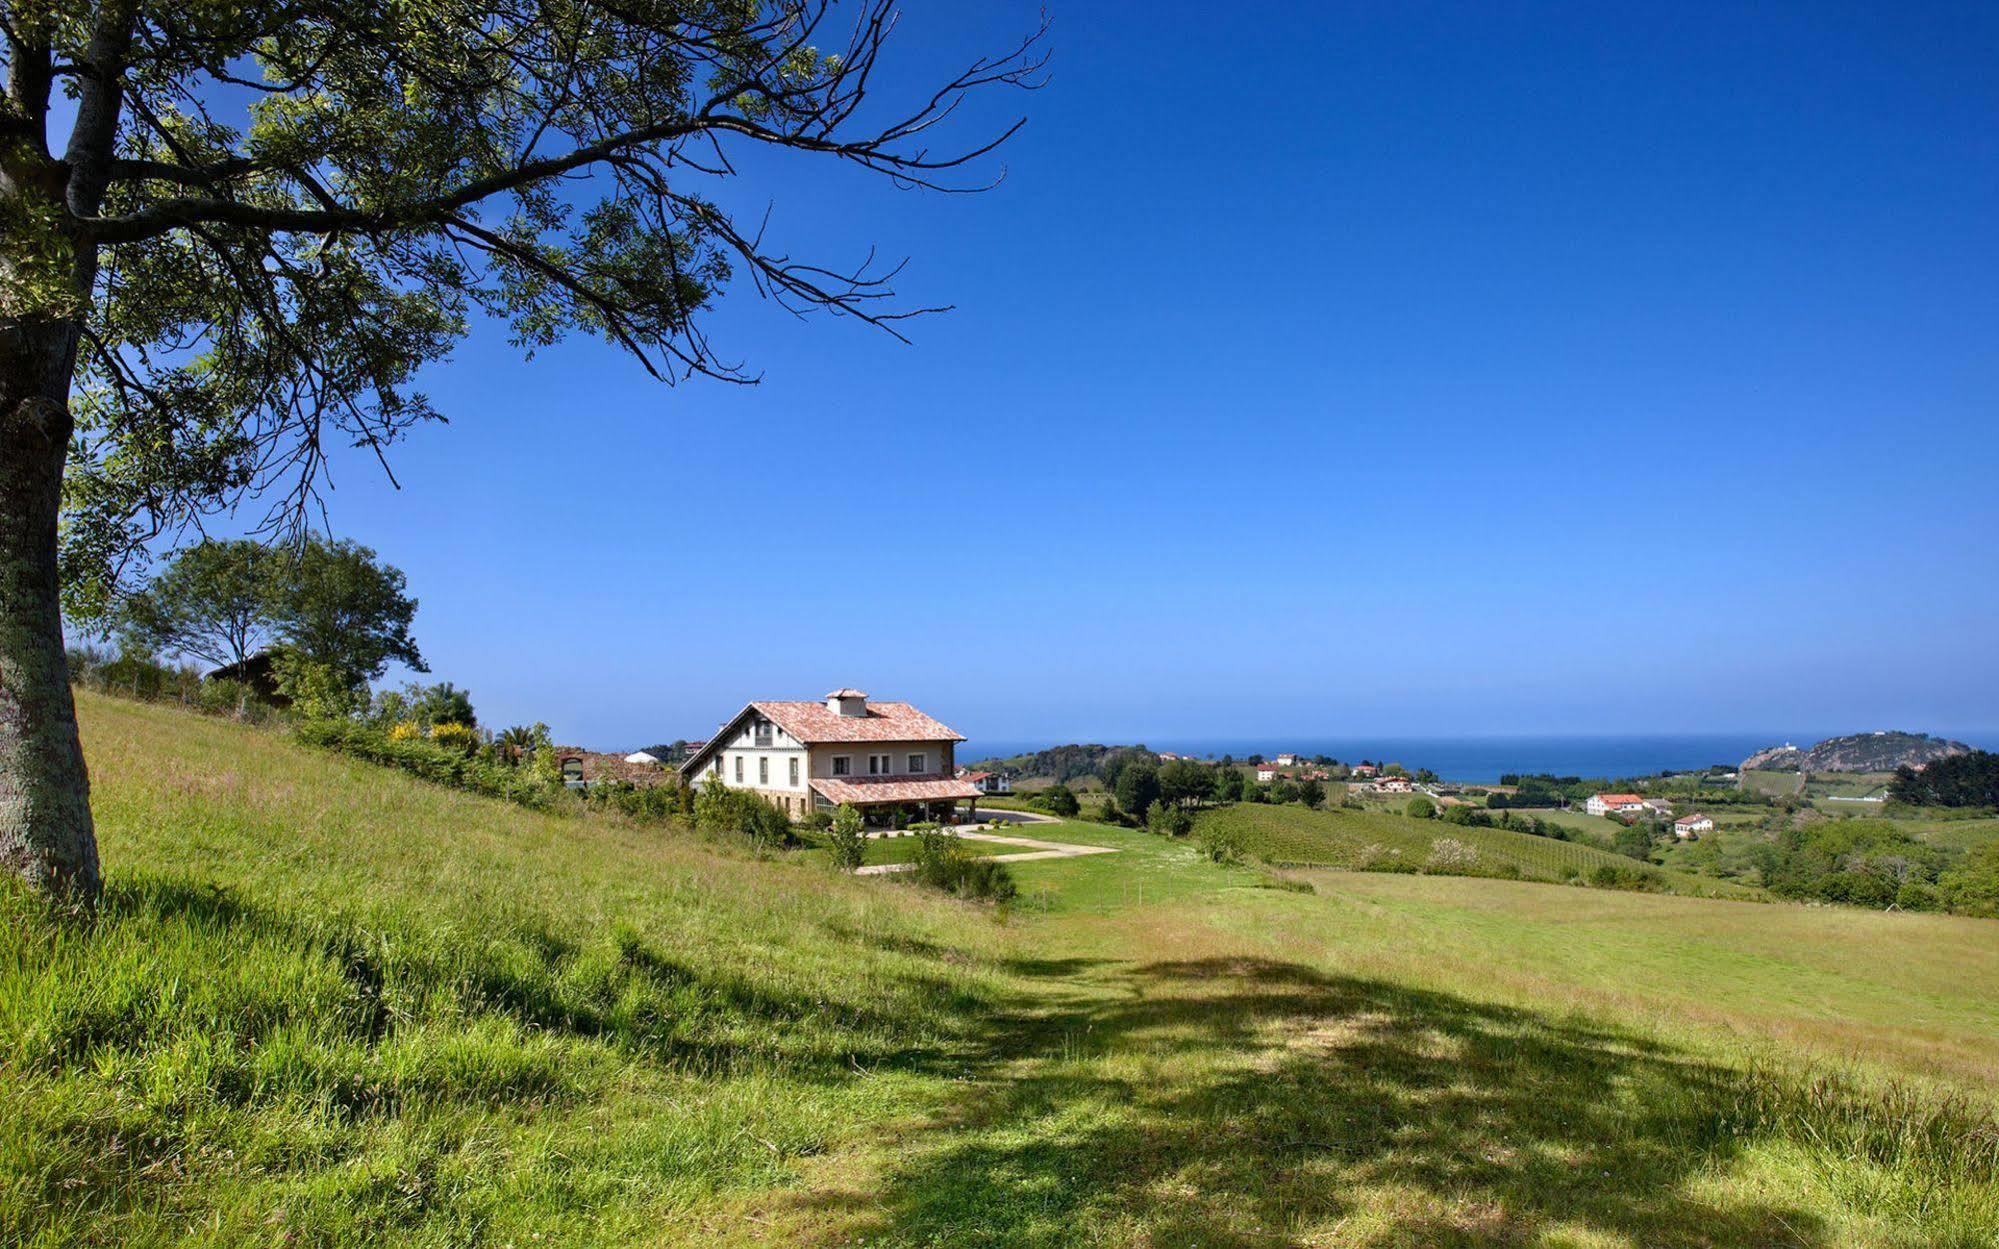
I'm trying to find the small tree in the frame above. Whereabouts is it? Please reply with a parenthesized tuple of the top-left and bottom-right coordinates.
(1115, 762, 1162, 821)
(1146, 800, 1191, 838)
(1042, 784, 1081, 818)
(1405, 796, 1436, 820)
(1298, 778, 1325, 809)
(826, 803, 868, 872)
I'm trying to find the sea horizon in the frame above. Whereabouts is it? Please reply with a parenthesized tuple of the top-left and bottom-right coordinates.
(961, 731, 1999, 785)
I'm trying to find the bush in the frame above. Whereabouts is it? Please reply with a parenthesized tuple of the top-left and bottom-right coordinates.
(1198, 823, 1244, 865)
(1404, 797, 1435, 820)
(1298, 778, 1325, 809)
(694, 780, 792, 851)
(295, 719, 570, 812)
(1146, 800, 1193, 838)
(1040, 784, 1081, 817)
(428, 721, 480, 754)
(1589, 864, 1665, 892)
(826, 803, 868, 872)
(908, 825, 1017, 902)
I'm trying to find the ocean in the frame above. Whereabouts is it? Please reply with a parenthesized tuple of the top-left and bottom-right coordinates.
(957, 733, 1993, 784)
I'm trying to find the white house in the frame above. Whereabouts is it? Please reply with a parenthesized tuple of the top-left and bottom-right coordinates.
(1255, 764, 1282, 783)
(1674, 814, 1715, 839)
(956, 768, 1012, 795)
(1586, 793, 1647, 817)
(1376, 776, 1414, 794)
(1275, 753, 1301, 767)
(678, 689, 980, 823)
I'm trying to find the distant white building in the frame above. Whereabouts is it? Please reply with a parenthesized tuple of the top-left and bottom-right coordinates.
(1275, 753, 1301, 767)
(1586, 793, 1647, 817)
(1674, 814, 1715, 839)
(956, 768, 1011, 795)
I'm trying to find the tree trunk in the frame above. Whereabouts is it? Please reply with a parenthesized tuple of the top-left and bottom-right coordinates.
(0, 321, 99, 907)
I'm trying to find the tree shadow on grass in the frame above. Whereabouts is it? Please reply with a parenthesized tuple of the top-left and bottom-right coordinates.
(802, 956, 1836, 1248)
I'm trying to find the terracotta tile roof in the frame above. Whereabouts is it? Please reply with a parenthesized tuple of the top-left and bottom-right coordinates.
(809, 775, 983, 805)
(958, 770, 994, 783)
(1595, 793, 1645, 806)
(752, 700, 966, 744)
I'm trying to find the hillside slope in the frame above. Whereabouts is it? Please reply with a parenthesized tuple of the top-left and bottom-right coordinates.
(1742, 731, 1972, 773)
(3, 692, 1996, 1246)
(1199, 802, 1759, 898)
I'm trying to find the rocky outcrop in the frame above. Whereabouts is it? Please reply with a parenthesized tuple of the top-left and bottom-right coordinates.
(1741, 732, 1972, 774)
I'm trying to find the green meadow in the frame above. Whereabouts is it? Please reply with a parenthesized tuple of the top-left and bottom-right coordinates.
(3, 692, 1997, 1246)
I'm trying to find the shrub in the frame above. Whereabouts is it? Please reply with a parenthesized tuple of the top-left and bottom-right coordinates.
(1427, 838, 1479, 871)
(1040, 784, 1080, 817)
(1404, 796, 1436, 820)
(908, 824, 1016, 902)
(294, 719, 570, 811)
(1589, 863, 1665, 892)
(694, 780, 792, 851)
(428, 721, 480, 754)
(1298, 778, 1325, 809)
(1198, 823, 1244, 865)
(826, 803, 868, 872)
(583, 779, 687, 825)
(1146, 800, 1193, 838)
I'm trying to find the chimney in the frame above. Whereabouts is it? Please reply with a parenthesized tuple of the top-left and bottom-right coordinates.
(826, 688, 869, 717)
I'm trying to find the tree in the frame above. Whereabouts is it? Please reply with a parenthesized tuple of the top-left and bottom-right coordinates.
(1041, 784, 1080, 818)
(1, 2, 1043, 904)
(403, 682, 476, 729)
(1298, 778, 1325, 809)
(1404, 796, 1435, 820)
(1115, 763, 1161, 822)
(826, 802, 867, 872)
(117, 537, 423, 685)
(1158, 759, 1214, 808)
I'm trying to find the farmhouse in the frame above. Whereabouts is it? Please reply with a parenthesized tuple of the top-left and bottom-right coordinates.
(1375, 776, 1414, 794)
(956, 768, 1012, 795)
(1275, 753, 1301, 767)
(1674, 814, 1715, 839)
(1586, 793, 1648, 817)
(1255, 763, 1281, 783)
(679, 689, 980, 823)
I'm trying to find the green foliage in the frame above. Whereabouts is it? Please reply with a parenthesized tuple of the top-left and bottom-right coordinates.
(1765, 821, 1957, 912)
(908, 825, 1017, 903)
(1939, 843, 1999, 918)
(1198, 822, 1245, 865)
(1613, 823, 1657, 862)
(295, 720, 568, 812)
(826, 804, 868, 873)
(1039, 785, 1081, 818)
(1145, 801, 1193, 838)
(1404, 796, 1436, 820)
(582, 778, 691, 826)
(1298, 778, 1325, 809)
(693, 781, 792, 852)
(1114, 763, 1162, 821)
(270, 647, 365, 721)
(403, 681, 477, 729)
(1892, 752, 1999, 809)
(1158, 760, 1216, 808)
(107, 538, 424, 687)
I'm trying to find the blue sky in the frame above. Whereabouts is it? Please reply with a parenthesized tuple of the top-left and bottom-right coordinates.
(197, 3, 1999, 748)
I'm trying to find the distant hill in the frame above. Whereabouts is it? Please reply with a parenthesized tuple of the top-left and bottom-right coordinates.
(1741, 731, 1973, 774)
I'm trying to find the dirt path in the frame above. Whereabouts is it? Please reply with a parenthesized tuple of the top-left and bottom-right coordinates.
(854, 829, 1120, 876)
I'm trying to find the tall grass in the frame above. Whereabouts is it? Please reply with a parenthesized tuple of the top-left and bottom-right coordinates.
(3, 692, 1996, 1245)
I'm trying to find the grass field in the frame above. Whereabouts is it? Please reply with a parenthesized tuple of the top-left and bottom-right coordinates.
(3, 691, 1996, 1246)
(1196, 803, 1759, 899)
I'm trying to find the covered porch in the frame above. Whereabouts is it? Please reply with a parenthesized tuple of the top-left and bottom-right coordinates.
(809, 775, 984, 828)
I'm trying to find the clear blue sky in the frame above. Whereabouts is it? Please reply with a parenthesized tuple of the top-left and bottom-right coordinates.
(216, 2, 1999, 748)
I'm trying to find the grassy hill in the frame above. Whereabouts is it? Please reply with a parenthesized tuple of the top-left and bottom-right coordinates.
(3, 691, 1997, 1245)
(1198, 802, 1759, 898)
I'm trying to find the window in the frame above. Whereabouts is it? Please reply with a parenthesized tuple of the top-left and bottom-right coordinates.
(908, 753, 926, 774)
(758, 757, 768, 784)
(753, 717, 773, 748)
(789, 757, 799, 786)
(832, 756, 850, 776)
(733, 756, 742, 783)
(869, 753, 890, 775)
(711, 757, 721, 776)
